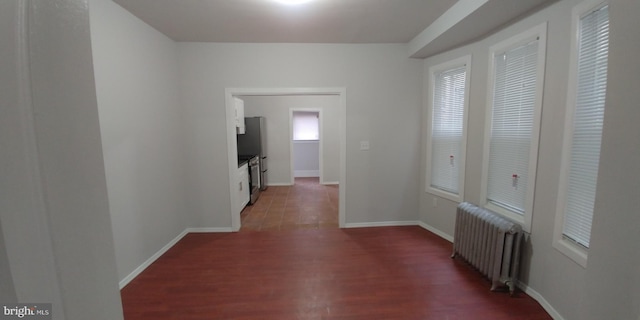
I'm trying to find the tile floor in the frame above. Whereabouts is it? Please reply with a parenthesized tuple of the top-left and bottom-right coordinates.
(240, 177, 339, 231)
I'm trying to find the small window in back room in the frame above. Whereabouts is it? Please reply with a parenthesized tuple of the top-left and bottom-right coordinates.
(293, 111, 319, 140)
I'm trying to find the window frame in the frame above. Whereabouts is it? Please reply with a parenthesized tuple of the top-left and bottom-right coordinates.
(553, 0, 609, 268)
(480, 23, 548, 233)
(425, 55, 471, 202)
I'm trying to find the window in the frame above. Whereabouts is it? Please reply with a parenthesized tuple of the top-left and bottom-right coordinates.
(426, 56, 470, 201)
(481, 23, 547, 232)
(292, 111, 319, 141)
(554, 1, 609, 267)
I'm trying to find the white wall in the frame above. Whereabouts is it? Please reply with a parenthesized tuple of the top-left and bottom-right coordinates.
(293, 141, 320, 178)
(90, 0, 188, 283)
(241, 95, 340, 184)
(179, 43, 422, 227)
(420, 0, 640, 319)
(1, 0, 123, 318)
(583, 0, 640, 318)
(0, 1, 19, 303)
(0, 220, 16, 302)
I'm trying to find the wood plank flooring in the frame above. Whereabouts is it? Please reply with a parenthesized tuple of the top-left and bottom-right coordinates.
(121, 226, 552, 319)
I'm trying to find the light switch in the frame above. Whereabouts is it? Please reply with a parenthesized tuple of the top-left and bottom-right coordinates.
(360, 140, 370, 151)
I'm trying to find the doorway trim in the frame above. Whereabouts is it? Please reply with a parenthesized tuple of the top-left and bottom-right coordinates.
(225, 87, 347, 231)
(289, 108, 323, 185)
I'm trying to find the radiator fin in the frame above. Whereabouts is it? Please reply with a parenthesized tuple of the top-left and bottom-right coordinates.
(451, 202, 523, 295)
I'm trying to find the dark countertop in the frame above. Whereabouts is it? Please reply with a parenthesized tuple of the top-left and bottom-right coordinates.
(238, 154, 258, 168)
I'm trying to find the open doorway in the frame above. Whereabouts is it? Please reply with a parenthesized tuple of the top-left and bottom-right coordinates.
(224, 88, 346, 231)
(291, 109, 321, 182)
(236, 97, 338, 231)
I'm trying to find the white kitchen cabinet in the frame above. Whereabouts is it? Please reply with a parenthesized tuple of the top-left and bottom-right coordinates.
(234, 97, 246, 134)
(238, 163, 250, 211)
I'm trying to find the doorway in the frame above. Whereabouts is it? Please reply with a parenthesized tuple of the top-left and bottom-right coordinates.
(291, 109, 321, 183)
(225, 88, 346, 231)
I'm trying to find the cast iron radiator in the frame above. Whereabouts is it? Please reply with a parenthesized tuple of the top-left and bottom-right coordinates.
(451, 202, 523, 295)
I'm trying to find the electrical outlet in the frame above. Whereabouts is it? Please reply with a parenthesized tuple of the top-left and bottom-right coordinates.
(360, 140, 370, 151)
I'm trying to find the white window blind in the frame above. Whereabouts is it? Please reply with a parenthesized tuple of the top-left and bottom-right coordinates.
(430, 66, 467, 194)
(292, 111, 319, 141)
(563, 5, 609, 248)
(487, 39, 539, 214)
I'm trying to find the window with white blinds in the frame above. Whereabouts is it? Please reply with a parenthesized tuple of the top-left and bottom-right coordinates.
(559, 3, 609, 251)
(427, 58, 469, 200)
(482, 24, 546, 230)
(487, 41, 539, 213)
(292, 111, 319, 141)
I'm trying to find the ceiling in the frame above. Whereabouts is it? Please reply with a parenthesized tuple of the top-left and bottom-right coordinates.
(112, 0, 558, 57)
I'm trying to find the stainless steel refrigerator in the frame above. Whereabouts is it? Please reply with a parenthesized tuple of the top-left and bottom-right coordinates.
(237, 117, 268, 190)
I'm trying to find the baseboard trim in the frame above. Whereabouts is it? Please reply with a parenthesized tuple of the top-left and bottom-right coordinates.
(321, 181, 339, 185)
(418, 222, 454, 243)
(344, 221, 419, 228)
(118, 229, 188, 289)
(267, 182, 293, 186)
(119, 227, 235, 289)
(186, 227, 234, 233)
(294, 170, 319, 177)
(517, 281, 565, 320)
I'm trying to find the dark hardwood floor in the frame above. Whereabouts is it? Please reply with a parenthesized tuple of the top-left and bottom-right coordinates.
(120, 226, 551, 319)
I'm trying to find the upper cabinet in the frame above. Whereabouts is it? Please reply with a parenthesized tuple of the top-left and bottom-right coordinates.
(234, 97, 246, 134)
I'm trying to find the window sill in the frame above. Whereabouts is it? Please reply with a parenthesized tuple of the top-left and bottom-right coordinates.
(553, 238, 588, 268)
(426, 187, 461, 203)
(293, 139, 319, 143)
(484, 202, 529, 233)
